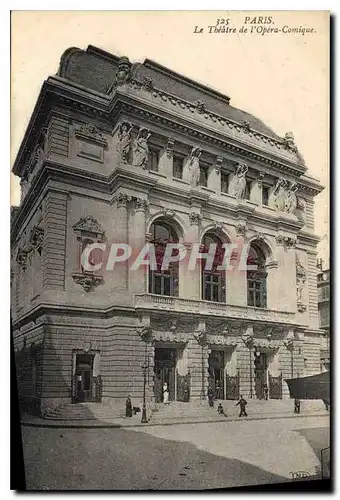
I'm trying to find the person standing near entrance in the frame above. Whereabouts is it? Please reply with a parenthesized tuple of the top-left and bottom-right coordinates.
(236, 395, 248, 417)
(163, 382, 170, 405)
(263, 383, 269, 400)
(294, 398, 301, 414)
(125, 395, 133, 417)
(208, 385, 214, 408)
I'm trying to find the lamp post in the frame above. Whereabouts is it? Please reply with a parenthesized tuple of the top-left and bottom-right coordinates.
(141, 360, 148, 423)
(242, 329, 254, 399)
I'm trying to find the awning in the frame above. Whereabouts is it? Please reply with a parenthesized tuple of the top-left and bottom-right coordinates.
(285, 371, 330, 402)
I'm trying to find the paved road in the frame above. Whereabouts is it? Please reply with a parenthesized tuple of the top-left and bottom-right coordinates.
(21, 415, 329, 490)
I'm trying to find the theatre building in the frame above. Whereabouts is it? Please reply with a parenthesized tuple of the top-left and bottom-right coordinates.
(11, 45, 324, 416)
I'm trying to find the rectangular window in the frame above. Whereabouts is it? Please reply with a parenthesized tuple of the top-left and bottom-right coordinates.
(199, 165, 209, 187)
(148, 149, 159, 172)
(173, 156, 184, 179)
(221, 172, 229, 193)
(243, 181, 252, 200)
(262, 186, 269, 206)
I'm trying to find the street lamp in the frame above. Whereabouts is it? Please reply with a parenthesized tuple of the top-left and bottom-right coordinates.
(141, 360, 148, 423)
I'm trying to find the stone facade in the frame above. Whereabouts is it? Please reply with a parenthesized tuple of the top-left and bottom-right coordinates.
(11, 45, 324, 415)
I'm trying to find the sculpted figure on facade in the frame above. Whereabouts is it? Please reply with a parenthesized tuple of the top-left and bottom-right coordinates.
(296, 255, 307, 312)
(273, 178, 288, 212)
(229, 163, 248, 198)
(133, 128, 151, 168)
(296, 197, 307, 223)
(283, 131, 298, 153)
(116, 121, 133, 163)
(109, 56, 131, 90)
(285, 181, 298, 214)
(187, 147, 202, 187)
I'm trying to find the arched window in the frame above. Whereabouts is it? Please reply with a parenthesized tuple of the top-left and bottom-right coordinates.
(247, 243, 267, 308)
(201, 233, 226, 302)
(148, 221, 179, 296)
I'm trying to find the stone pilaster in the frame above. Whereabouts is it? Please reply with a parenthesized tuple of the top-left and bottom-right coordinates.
(111, 193, 130, 290)
(129, 197, 148, 294)
(183, 212, 202, 299)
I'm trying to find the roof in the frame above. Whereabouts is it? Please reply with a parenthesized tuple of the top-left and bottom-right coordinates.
(58, 45, 280, 140)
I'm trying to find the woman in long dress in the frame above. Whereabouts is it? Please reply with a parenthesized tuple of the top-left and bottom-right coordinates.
(163, 382, 170, 404)
(133, 128, 151, 168)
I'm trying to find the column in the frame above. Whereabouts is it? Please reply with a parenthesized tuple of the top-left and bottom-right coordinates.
(129, 197, 148, 295)
(227, 222, 247, 306)
(112, 192, 129, 290)
(182, 212, 201, 299)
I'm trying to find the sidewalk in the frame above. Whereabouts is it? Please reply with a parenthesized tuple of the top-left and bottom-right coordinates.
(21, 408, 329, 430)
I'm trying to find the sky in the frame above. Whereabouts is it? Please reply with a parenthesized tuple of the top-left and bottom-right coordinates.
(10, 10, 329, 260)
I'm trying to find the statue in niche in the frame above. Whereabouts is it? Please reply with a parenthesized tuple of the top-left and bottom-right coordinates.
(116, 121, 133, 163)
(229, 163, 248, 198)
(273, 178, 288, 212)
(285, 181, 298, 214)
(133, 128, 151, 169)
(187, 147, 202, 187)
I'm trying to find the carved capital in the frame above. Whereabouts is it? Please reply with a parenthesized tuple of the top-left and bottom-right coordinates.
(135, 198, 149, 212)
(72, 273, 103, 292)
(117, 192, 131, 208)
(189, 212, 202, 225)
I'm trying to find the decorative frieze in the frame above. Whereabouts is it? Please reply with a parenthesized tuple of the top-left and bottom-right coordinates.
(72, 272, 103, 292)
(189, 212, 202, 225)
(75, 123, 107, 144)
(141, 76, 154, 91)
(137, 324, 152, 341)
(194, 100, 207, 114)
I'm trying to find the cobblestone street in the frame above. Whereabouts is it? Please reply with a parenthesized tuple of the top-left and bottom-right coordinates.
(21, 415, 329, 490)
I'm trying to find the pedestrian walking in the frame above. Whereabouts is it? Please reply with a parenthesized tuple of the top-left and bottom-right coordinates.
(294, 398, 301, 414)
(217, 402, 227, 417)
(125, 395, 133, 417)
(208, 385, 214, 408)
(263, 383, 269, 401)
(236, 395, 248, 417)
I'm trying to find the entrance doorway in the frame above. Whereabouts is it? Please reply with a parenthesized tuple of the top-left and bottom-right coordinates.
(208, 350, 225, 400)
(254, 352, 268, 399)
(154, 348, 177, 403)
(75, 353, 94, 403)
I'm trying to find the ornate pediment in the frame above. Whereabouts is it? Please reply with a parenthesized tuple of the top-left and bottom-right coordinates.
(73, 216, 105, 237)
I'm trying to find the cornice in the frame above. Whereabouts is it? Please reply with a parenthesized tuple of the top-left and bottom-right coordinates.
(13, 75, 325, 198)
